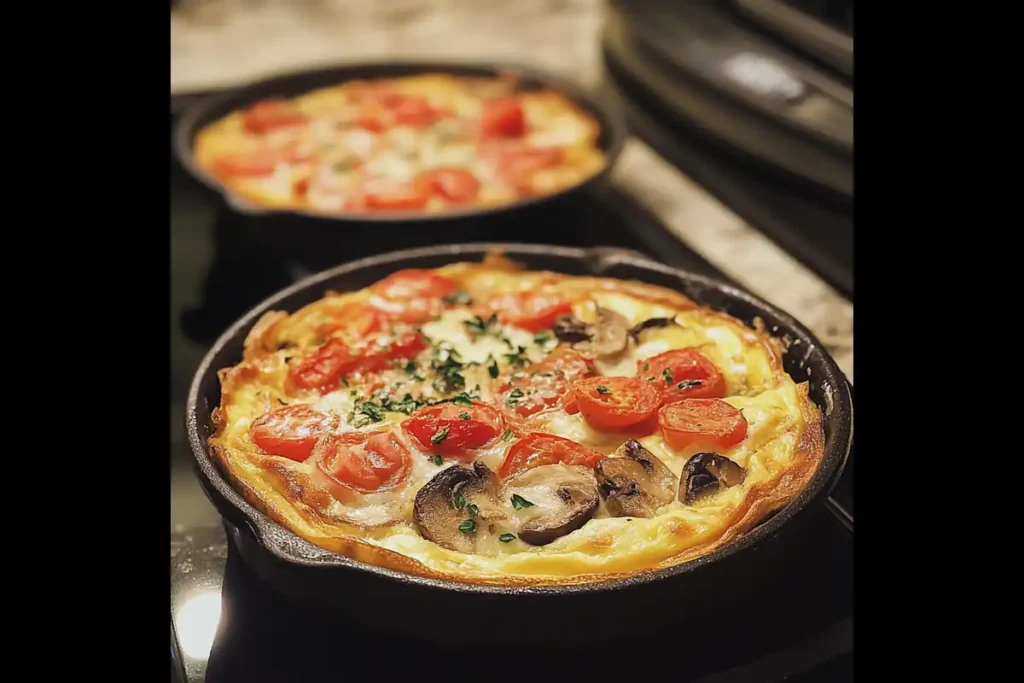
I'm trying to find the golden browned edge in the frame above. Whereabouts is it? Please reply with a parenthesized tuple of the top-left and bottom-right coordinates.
(206, 254, 827, 587)
(192, 73, 607, 213)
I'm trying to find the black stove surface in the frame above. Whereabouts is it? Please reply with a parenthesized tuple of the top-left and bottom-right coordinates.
(171, 126, 853, 682)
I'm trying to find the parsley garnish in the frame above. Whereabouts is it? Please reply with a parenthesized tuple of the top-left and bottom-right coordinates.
(458, 519, 477, 534)
(676, 380, 703, 391)
(431, 349, 466, 393)
(352, 400, 385, 427)
(459, 412, 471, 420)
(404, 360, 418, 374)
(453, 491, 466, 510)
(510, 494, 534, 510)
(504, 345, 530, 368)
(663, 368, 674, 386)
(431, 427, 450, 444)
(502, 429, 515, 442)
(430, 454, 443, 466)
(451, 393, 474, 406)
(443, 290, 472, 306)
(488, 360, 499, 379)
(499, 533, 517, 543)
(642, 362, 650, 371)
(464, 314, 498, 337)
(505, 387, 525, 407)
(534, 331, 552, 344)
(466, 503, 479, 517)
(340, 376, 350, 388)
(596, 385, 611, 394)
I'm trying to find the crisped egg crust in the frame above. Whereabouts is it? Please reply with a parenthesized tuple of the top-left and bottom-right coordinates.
(209, 259, 824, 586)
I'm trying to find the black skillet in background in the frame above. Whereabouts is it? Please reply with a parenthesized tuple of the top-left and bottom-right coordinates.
(172, 62, 628, 270)
(185, 243, 853, 648)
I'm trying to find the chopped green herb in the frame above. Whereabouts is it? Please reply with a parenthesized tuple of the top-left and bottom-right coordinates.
(459, 412, 472, 420)
(413, 374, 426, 382)
(663, 368, 674, 386)
(453, 492, 466, 510)
(466, 503, 480, 517)
(451, 394, 474, 406)
(404, 360, 418, 374)
(642, 362, 650, 371)
(504, 345, 530, 368)
(443, 290, 472, 306)
(534, 331, 552, 344)
(430, 454, 443, 466)
(431, 427, 450, 444)
(431, 351, 466, 393)
(596, 385, 611, 395)
(499, 533, 517, 543)
(352, 400, 385, 427)
(341, 376, 350, 388)
(458, 519, 477, 534)
(502, 429, 515, 442)
(676, 380, 703, 391)
(510, 494, 534, 510)
(509, 388, 525, 398)
(500, 335, 516, 350)
(488, 360, 499, 379)
(276, 398, 289, 406)
(350, 389, 358, 396)
(464, 314, 498, 337)
(380, 393, 422, 415)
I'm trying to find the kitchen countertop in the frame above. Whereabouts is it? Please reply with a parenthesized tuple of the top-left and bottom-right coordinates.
(170, 0, 852, 382)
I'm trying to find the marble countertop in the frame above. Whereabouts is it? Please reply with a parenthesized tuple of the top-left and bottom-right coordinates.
(170, 0, 852, 382)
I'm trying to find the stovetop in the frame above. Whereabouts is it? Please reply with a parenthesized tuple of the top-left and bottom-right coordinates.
(171, 127, 853, 683)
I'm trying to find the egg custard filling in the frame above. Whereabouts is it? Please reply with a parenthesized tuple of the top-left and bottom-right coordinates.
(209, 255, 824, 586)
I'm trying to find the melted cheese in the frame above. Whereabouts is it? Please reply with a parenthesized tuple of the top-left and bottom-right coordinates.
(209, 263, 823, 583)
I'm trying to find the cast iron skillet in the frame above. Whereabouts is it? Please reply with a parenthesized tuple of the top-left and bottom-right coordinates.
(172, 62, 628, 264)
(186, 244, 852, 646)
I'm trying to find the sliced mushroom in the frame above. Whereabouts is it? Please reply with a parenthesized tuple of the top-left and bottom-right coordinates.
(595, 439, 677, 518)
(553, 315, 592, 343)
(680, 452, 747, 505)
(413, 462, 506, 553)
(552, 308, 630, 357)
(501, 463, 600, 546)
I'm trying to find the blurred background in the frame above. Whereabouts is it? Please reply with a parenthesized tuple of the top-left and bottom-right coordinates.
(171, 1, 852, 680)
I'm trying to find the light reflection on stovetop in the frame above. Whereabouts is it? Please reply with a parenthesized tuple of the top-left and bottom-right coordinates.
(171, 509, 852, 683)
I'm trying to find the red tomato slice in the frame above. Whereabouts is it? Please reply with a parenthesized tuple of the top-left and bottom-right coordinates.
(313, 431, 412, 499)
(499, 432, 606, 479)
(402, 401, 505, 459)
(497, 347, 596, 418)
(249, 405, 340, 462)
(369, 269, 457, 323)
(637, 349, 728, 403)
(392, 96, 440, 127)
(289, 333, 426, 393)
(242, 99, 309, 135)
(659, 399, 748, 450)
(419, 169, 481, 204)
(316, 302, 384, 342)
(571, 376, 661, 432)
(364, 184, 430, 211)
(485, 291, 573, 332)
(480, 98, 526, 138)
(497, 147, 564, 187)
(211, 145, 307, 177)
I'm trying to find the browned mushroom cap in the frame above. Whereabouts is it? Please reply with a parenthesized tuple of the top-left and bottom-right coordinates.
(552, 308, 630, 357)
(680, 452, 747, 505)
(501, 463, 600, 546)
(413, 462, 506, 553)
(595, 439, 677, 518)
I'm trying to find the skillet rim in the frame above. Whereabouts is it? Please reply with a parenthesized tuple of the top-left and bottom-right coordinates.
(185, 243, 852, 596)
(171, 59, 629, 222)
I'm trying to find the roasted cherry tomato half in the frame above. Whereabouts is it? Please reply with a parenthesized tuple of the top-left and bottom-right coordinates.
(249, 405, 340, 462)
(659, 399, 748, 450)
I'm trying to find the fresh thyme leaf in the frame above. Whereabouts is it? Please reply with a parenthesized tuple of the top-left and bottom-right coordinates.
(596, 385, 611, 395)
(499, 533, 516, 543)
(676, 380, 703, 391)
(458, 519, 477, 533)
(510, 494, 534, 510)
(663, 368, 674, 386)
(430, 454, 443, 466)
(502, 429, 515, 442)
(453, 491, 466, 510)
(466, 503, 479, 517)
(430, 427, 450, 444)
